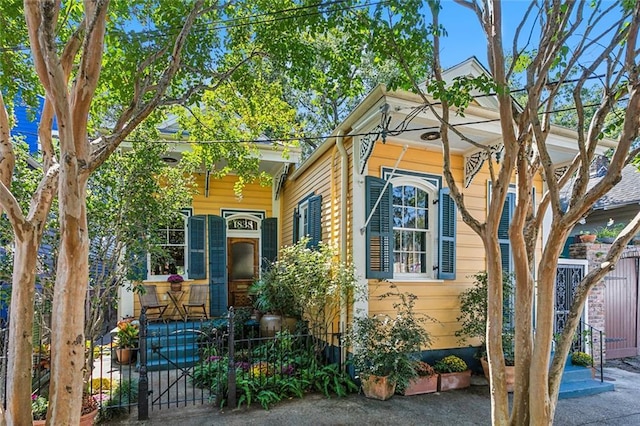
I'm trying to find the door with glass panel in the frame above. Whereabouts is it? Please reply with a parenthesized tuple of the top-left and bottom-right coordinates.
(227, 238, 259, 308)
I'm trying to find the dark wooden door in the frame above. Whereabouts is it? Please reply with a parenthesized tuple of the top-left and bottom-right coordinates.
(605, 257, 639, 359)
(227, 238, 258, 308)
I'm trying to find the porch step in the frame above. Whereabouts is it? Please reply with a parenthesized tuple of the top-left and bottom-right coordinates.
(558, 379, 615, 399)
(561, 364, 594, 382)
(141, 321, 213, 371)
(558, 363, 614, 399)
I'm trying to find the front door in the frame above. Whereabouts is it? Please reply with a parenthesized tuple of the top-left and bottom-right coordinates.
(227, 238, 259, 308)
(604, 257, 639, 358)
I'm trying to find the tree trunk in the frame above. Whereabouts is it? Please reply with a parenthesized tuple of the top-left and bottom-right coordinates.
(46, 175, 89, 425)
(483, 231, 509, 425)
(529, 244, 563, 425)
(5, 232, 40, 426)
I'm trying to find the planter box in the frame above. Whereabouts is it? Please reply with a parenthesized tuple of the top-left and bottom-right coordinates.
(437, 370, 472, 391)
(403, 375, 438, 395)
(361, 374, 396, 400)
(480, 358, 515, 393)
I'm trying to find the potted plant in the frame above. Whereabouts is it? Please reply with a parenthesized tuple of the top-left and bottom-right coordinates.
(401, 360, 438, 396)
(346, 285, 434, 400)
(32, 392, 99, 425)
(456, 271, 516, 392)
(579, 230, 597, 243)
(115, 319, 139, 364)
(433, 355, 472, 391)
(167, 273, 184, 292)
(249, 266, 300, 336)
(597, 223, 624, 244)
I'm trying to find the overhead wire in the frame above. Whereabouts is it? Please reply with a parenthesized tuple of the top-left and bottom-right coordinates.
(0, 0, 386, 52)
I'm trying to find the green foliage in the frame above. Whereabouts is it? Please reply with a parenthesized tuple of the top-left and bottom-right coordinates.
(433, 355, 468, 374)
(597, 223, 625, 239)
(571, 351, 593, 367)
(192, 332, 356, 410)
(251, 238, 356, 337)
(31, 395, 48, 421)
(114, 320, 139, 349)
(98, 379, 139, 423)
(455, 271, 515, 364)
(347, 285, 435, 391)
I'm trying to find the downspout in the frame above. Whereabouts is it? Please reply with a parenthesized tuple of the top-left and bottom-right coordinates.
(336, 130, 348, 366)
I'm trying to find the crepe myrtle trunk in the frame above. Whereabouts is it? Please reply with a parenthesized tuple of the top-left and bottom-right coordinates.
(45, 177, 90, 425)
(483, 231, 509, 425)
(4, 234, 40, 426)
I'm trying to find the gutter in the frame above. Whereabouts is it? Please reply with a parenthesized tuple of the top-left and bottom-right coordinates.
(335, 130, 348, 369)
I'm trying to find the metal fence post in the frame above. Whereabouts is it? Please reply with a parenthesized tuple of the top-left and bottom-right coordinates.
(138, 308, 149, 420)
(227, 307, 236, 408)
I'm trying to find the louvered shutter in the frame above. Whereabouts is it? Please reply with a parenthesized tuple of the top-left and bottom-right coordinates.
(188, 215, 206, 279)
(307, 195, 322, 249)
(261, 217, 278, 268)
(365, 176, 393, 279)
(438, 188, 457, 280)
(208, 215, 227, 316)
(498, 193, 515, 272)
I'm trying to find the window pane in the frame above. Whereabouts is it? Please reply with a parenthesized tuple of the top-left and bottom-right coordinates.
(168, 230, 184, 245)
(404, 186, 416, 207)
(231, 242, 255, 280)
(417, 189, 426, 208)
(393, 186, 403, 206)
(393, 207, 403, 227)
(406, 208, 416, 228)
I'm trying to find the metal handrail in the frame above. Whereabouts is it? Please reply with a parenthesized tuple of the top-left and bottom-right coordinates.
(580, 321, 604, 382)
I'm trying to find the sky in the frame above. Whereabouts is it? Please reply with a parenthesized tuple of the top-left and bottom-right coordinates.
(433, 0, 623, 70)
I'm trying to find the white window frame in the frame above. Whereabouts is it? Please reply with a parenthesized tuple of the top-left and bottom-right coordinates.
(298, 200, 310, 239)
(390, 176, 438, 280)
(147, 209, 192, 281)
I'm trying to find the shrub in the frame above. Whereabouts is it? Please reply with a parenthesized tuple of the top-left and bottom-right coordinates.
(433, 355, 468, 373)
(414, 361, 436, 377)
(571, 351, 593, 367)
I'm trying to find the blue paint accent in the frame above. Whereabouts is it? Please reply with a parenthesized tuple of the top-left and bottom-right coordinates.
(12, 94, 58, 154)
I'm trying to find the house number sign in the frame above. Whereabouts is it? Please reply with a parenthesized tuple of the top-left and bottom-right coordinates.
(228, 218, 258, 230)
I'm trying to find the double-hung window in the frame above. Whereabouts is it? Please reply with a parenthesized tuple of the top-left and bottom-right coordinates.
(149, 209, 191, 279)
(392, 183, 434, 276)
(365, 172, 456, 280)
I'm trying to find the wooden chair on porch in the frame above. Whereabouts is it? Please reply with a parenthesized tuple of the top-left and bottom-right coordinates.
(138, 285, 168, 322)
(183, 284, 208, 321)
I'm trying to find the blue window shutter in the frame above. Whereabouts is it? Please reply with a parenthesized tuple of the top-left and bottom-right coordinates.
(292, 208, 299, 244)
(365, 176, 393, 279)
(438, 188, 456, 280)
(307, 195, 322, 249)
(261, 217, 278, 268)
(208, 215, 227, 316)
(188, 215, 206, 279)
(498, 193, 515, 272)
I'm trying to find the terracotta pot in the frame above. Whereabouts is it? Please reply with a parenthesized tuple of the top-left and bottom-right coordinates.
(33, 408, 98, 426)
(259, 314, 282, 337)
(579, 234, 596, 243)
(403, 374, 438, 395)
(361, 374, 396, 400)
(116, 347, 135, 365)
(437, 370, 472, 391)
(170, 281, 183, 292)
(480, 358, 515, 393)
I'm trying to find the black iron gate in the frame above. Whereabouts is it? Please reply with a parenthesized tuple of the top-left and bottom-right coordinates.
(554, 261, 586, 351)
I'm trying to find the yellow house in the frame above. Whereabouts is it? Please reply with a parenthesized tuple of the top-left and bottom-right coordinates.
(122, 58, 613, 360)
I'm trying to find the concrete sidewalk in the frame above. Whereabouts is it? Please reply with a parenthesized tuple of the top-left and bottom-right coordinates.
(107, 366, 640, 425)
